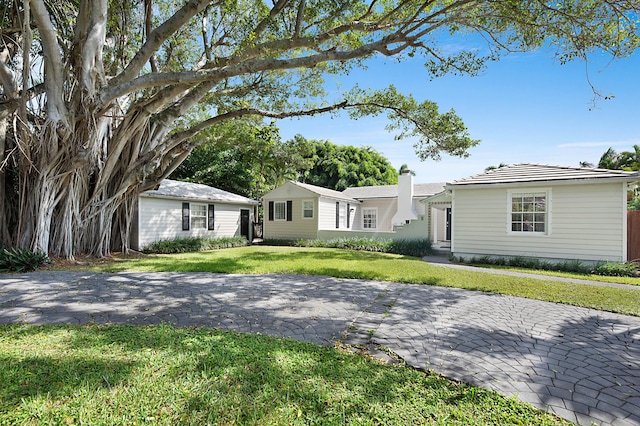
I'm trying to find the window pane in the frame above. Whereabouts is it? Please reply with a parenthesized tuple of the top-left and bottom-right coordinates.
(275, 202, 286, 220)
(303, 201, 313, 218)
(363, 209, 377, 229)
(191, 205, 207, 229)
(511, 192, 547, 233)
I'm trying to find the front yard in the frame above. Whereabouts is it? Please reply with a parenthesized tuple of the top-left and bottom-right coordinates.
(0, 324, 570, 425)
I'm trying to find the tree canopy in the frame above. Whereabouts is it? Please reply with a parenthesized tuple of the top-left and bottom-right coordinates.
(170, 121, 310, 199)
(1, 0, 639, 257)
(172, 129, 398, 195)
(294, 136, 398, 190)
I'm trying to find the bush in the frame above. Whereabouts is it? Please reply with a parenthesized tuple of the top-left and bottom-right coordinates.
(266, 237, 432, 257)
(460, 255, 640, 277)
(592, 261, 640, 277)
(0, 247, 52, 272)
(389, 239, 433, 257)
(142, 236, 248, 254)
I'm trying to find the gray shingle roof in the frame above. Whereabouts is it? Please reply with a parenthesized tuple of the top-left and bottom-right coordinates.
(140, 179, 258, 204)
(342, 182, 446, 199)
(449, 163, 639, 186)
(289, 181, 359, 202)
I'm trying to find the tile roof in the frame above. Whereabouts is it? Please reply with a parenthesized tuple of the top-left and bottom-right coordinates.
(342, 182, 446, 199)
(289, 181, 359, 202)
(448, 163, 639, 186)
(140, 179, 258, 204)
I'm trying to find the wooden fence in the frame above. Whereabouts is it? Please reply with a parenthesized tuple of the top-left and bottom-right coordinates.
(627, 211, 640, 261)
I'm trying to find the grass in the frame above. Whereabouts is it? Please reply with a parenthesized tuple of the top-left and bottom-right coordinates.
(466, 263, 640, 286)
(0, 324, 570, 425)
(86, 246, 640, 316)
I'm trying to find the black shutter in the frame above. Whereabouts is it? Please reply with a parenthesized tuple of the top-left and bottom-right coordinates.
(336, 202, 340, 229)
(286, 200, 293, 221)
(347, 203, 351, 228)
(268, 201, 274, 221)
(208, 204, 215, 230)
(182, 202, 190, 231)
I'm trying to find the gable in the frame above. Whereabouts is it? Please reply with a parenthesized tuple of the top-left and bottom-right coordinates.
(262, 181, 321, 200)
(263, 181, 358, 203)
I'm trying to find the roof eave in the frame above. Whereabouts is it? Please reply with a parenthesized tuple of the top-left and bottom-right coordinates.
(140, 192, 259, 205)
(447, 176, 639, 189)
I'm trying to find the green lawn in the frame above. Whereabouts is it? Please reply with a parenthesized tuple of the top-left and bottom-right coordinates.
(93, 246, 640, 316)
(0, 324, 570, 425)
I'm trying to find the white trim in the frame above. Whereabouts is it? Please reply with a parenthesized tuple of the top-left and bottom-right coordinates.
(362, 207, 378, 230)
(302, 199, 314, 219)
(507, 188, 551, 236)
(622, 181, 628, 261)
(338, 202, 346, 228)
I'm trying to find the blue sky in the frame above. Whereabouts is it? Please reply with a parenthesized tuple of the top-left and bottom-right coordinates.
(277, 46, 640, 183)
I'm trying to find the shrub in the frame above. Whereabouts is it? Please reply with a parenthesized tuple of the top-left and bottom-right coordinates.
(142, 236, 248, 254)
(0, 247, 52, 272)
(592, 261, 640, 277)
(461, 255, 640, 277)
(389, 239, 433, 257)
(267, 237, 432, 257)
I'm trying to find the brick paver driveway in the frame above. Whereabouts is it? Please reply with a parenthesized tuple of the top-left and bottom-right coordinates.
(1, 271, 639, 425)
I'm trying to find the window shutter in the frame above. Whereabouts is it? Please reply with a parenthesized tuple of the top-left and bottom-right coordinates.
(347, 203, 351, 228)
(286, 200, 293, 221)
(182, 202, 190, 231)
(335, 202, 340, 229)
(208, 204, 215, 230)
(268, 201, 274, 221)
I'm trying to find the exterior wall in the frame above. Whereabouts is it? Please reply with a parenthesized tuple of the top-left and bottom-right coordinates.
(263, 197, 320, 240)
(136, 197, 251, 249)
(414, 199, 427, 216)
(350, 199, 397, 232)
(451, 182, 627, 263)
(318, 215, 429, 240)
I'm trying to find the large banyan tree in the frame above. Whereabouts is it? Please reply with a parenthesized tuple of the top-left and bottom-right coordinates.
(0, 0, 638, 257)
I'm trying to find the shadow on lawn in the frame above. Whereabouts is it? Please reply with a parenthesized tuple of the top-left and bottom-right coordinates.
(0, 324, 561, 424)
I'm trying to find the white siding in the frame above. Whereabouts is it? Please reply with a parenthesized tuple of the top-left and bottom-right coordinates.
(137, 197, 249, 249)
(263, 198, 319, 240)
(452, 182, 627, 262)
(350, 199, 397, 232)
(318, 198, 338, 230)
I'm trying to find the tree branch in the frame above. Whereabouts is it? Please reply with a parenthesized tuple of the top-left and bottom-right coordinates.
(30, 0, 69, 125)
(100, 32, 408, 103)
(110, 0, 215, 87)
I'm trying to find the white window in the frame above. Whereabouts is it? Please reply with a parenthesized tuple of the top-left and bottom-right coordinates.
(302, 200, 314, 219)
(191, 204, 207, 229)
(274, 201, 287, 221)
(510, 191, 548, 233)
(363, 208, 377, 230)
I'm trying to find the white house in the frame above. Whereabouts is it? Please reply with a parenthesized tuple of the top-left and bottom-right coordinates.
(261, 181, 360, 240)
(445, 163, 639, 263)
(262, 171, 444, 240)
(131, 179, 258, 250)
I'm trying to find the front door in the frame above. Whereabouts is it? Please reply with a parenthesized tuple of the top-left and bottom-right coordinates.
(240, 209, 250, 240)
(445, 207, 452, 241)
